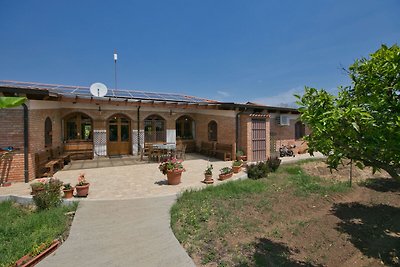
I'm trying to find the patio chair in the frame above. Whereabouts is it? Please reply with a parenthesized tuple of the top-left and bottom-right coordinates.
(176, 144, 187, 160)
(149, 147, 162, 162)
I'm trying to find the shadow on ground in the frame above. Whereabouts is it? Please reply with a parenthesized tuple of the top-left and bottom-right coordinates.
(332, 202, 400, 266)
(360, 178, 400, 193)
(251, 238, 323, 267)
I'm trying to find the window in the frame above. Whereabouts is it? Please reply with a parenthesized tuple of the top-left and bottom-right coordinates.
(295, 121, 306, 139)
(208, 120, 217, 141)
(144, 115, 166, 143)
(176, 115, 194, 140)
(64, 113, 92, 141)
(44, 117, 52, 147)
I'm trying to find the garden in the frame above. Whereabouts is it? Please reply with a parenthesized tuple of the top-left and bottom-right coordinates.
(171, 159, 400, 266)
(0, 176, 83, 267)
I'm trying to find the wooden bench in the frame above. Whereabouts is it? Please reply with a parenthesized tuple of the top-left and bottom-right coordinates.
(50, 146, 71, 165)
(35, 150, 63, 178)
(199, 141, 215, 156)
(176, 140, 196, 153)
(214, 143, 235, 161)
(63, 142, 93, 160)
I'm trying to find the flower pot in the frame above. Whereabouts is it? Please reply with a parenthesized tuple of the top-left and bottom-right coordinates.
(218, 172, 233, 181)
(203, 174, 214, 184)
(75, 183, 90, 197)
(63, 188, 74, 199)
(232, 165, 242, 174)
(166, 170, 183, 185)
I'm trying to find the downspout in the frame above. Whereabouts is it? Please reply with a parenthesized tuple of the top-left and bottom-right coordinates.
(22, 103, 29, 183)
(235, 107, 246, 159)
(137, 106, 141, 155)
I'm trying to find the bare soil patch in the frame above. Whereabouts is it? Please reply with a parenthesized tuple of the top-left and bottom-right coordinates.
(301, 159, 391, 182)
(172, 160, 400, 266)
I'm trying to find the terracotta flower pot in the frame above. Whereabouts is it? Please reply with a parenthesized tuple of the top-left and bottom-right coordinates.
(203, 174, 214, 184)
(63, 188, 74, 199)
(166, 170, 183, 185)
(218, 172, 233, 181)
(75, 183, 90, 197)
(232, 165, 242, 173)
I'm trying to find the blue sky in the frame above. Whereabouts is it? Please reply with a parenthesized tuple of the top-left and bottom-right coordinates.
(0, 1, 399, 106)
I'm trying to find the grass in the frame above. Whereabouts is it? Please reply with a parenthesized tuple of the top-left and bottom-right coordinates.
(0, 201, 77, 267)
(171, 159, 353, 266)
(282, 165, 350, 196)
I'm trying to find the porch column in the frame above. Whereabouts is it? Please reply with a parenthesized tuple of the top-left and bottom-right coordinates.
(93, 129, 107, 156)
(132, 129, 145, 155)
(166, 129, 176, 144)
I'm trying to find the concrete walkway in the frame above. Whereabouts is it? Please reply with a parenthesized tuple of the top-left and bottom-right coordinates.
(2, 153, 324, 267)
(38, 196, 195, 267)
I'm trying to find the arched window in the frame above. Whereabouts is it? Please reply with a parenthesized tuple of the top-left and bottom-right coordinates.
(44, 117, 52, 147)
(295, 121, 306, 140)
(208, 120, 217, 141)
(176, 115, 195, 140)
(144, 115, 166, 143)
(64, 113, 93, 141)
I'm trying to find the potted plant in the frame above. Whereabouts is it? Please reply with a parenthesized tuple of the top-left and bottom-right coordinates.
(219, 167, 233, 181)
(203, 163, 214, 184)
(159, 157, 185, 185)
(30, 178, 47, 195)
(62, 183, 74, 199)
(236, 150, 247, 161)
(232, 160, 243, 173)
(75, 173, 90, 197)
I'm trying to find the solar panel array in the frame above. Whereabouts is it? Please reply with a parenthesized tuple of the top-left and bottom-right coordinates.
(0, 80, 215, 103)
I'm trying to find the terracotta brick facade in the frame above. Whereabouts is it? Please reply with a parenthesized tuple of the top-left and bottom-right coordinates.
(269, 113, 310, 155)
(0, 99, 303, 183)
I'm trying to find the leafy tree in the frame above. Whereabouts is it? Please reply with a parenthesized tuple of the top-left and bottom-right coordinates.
(0, 97, 26, 109)
(297, 44, 400, 181)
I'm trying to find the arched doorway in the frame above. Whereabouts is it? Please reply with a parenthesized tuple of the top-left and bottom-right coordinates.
(176, 115, 195, 140)
(144, 115, 166, 143)
(107, 114, 131, 156)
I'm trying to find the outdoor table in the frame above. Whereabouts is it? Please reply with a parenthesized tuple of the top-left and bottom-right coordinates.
(151, 144, 176, 161)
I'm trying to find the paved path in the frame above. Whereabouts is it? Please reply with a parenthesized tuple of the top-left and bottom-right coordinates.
(38, 195, 195, 267)
(3, 153, 324, 267)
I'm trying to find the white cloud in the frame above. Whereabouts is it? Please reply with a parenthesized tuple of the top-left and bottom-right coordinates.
(251, 87, 303, 108)
(217, 90, 230, 97)
(251, 86, 339, 108)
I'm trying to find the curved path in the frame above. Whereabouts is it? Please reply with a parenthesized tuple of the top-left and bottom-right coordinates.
(38, 195, 195, 267)
(8, 154, 323, 267)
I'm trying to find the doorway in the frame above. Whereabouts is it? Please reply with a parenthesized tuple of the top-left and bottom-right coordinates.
(107, 114, 131, 156)
(251, 119, 267, 161)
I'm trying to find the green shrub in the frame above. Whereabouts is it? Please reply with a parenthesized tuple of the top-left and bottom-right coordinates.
(33, 178, 63, 210)
(267, 157, 281, 172)
(247, 161, 270, 179)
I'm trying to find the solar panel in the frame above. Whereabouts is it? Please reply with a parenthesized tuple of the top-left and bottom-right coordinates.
(0, 80, 216, 103)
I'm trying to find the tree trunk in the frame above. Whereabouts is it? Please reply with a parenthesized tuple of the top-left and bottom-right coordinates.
(383, 166, 400, 182)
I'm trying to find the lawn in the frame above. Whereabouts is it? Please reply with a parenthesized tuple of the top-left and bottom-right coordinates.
(171, 159, 400, 266)
(0, 201, 77, 267)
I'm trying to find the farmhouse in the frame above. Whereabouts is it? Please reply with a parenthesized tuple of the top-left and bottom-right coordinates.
(0, 80, 307, 183)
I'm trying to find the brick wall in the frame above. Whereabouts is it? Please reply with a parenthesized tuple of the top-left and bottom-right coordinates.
(193, 113, 236, 148)
(0, 107, 36, 182)
(269, 114, 309, 155)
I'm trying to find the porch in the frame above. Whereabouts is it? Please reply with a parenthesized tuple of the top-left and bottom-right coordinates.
(0, 154, 246, 200)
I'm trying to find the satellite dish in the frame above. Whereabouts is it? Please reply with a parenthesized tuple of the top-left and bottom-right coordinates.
(90, 82, 108, 97)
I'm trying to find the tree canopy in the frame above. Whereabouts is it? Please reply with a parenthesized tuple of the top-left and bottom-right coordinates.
(297, 44, 400, 181)
(0, 97, 26, 109)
